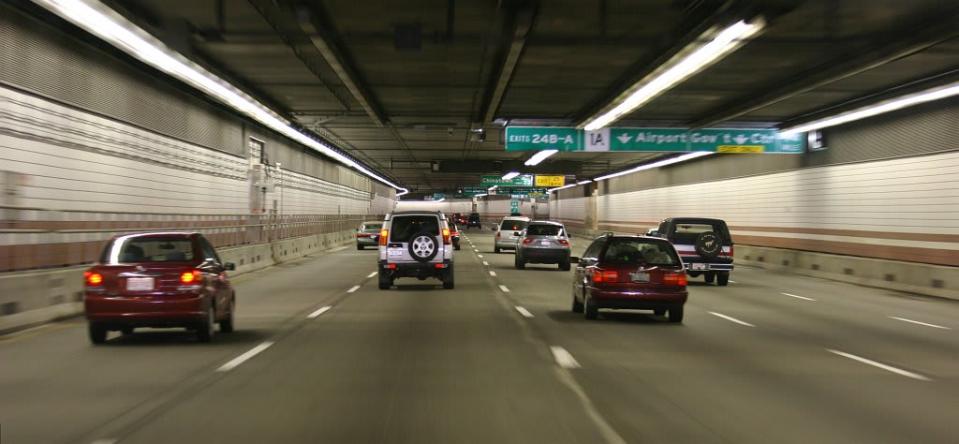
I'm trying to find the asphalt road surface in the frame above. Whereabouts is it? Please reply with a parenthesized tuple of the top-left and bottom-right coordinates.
(1, 232, 956, 443)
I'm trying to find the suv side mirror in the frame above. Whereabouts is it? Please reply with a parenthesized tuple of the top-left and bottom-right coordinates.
(224, 262, 236, 271)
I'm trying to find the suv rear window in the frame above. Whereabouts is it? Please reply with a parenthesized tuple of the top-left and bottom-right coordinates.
(670, 221, 730, 244)
(390, 216, 440, 242)
(500, 220, 528, 231)
(526, 224, 562, 236)
(602, 239, 680, 266)
(103, 237, 196, 263)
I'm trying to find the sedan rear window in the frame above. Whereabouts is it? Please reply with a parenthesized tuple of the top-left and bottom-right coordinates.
(361, 224, 382, 233)
(103, 237, 195, 263)
(602, 239, 680, 266)
(500, 220, 528, 231)
(526, 224, 562, 236)
(390, 216, 439, 242)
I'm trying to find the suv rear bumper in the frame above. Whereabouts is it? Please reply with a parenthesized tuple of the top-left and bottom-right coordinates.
(380, 260, 452, 279)
(681, 257, 733, 272)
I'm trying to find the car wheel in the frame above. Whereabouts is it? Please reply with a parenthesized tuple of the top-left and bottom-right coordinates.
(219, 298, 235, 333)
(704, 272, 716, 284)
(559, 258, 571, 271)
(571, 291, 584, 313)
(654, 308, 666, 316)
(454, 244, 461, 251)
(88, 323, 107, 344)
(443, 263, 455, 289)
(514, 255, 525, 269)
(717, 272, 729, 286)
(668, 306, 684, 323)
(196, 306, 215, 343)
(378, 270, 392, 290)
(494, 246, 500, 253)
(356, 244, 363, 250)
(584, 294, 598, 320)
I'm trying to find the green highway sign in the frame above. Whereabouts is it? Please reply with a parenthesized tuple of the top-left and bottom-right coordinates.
(490, 187, 547, 195)
(480, 174, 534, 187)
(455, 187, 488, 197)
(505, 126, 805, 154)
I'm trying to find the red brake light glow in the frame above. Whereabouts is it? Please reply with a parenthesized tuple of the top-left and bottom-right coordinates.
(180, 270, 200, 284)
(591, 269, 618, 283)
(84, 271, 103, 286)
(662, 272, 688, 287)
(522, 238, 533, 245)
(557, 239, 570, 246)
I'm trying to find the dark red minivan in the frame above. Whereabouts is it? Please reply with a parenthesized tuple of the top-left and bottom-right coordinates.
(83, 232, 236, 344)
(571, 234, 688, 322)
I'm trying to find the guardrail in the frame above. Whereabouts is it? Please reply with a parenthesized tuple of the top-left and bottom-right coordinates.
(0, 205, 372, 272)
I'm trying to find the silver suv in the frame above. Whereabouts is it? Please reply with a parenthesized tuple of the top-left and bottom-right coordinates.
(378, 211, 455, 289)
(494, 216, 530, 253)
(515, 221, 572, 270)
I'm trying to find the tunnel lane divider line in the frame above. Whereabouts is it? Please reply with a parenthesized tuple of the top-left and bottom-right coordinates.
(550, 346, 581, 369)
(889, 316, 951, 330)
(367, 271, 377, 278)
(827, 349, 931, 381)
(489, 271, 497, 277)
(781, 292, 816, 301)
(347, 285, 361, 293)
(515, 306, 534, 318)
(708, 311, 755, 327)
(478, 254, 484, 258)
(307, 306, 332, 319)
(483, 261, 489, 266)
(498, 284, 510, 293)
(216, 342, 275, 372)
(728, 280, 737, 284)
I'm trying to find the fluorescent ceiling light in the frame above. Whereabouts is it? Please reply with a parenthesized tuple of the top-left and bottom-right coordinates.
(502, 171, 521, 180)
(576, 179, 593, 185)
(395, 189, 409, 197)
(594, 152, 712, 181)
(31, 0, 406, 194)
(781, 81, 959, 135)
(473, 193, 488, 198)
(583, 19, 764, 131)
(547, 183, 578, 193)
(524, 149, 558, 166)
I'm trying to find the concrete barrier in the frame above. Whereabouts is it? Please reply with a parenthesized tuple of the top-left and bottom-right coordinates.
(0, 230, 356, 334)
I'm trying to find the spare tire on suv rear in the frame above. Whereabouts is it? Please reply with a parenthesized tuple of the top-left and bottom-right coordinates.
(408, 231, 439, 262)
(694, 231, 722, 259)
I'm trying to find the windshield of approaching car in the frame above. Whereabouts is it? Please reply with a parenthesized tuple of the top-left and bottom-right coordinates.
(602, 239, 680, 266)
(390, 216, 439, 242)
(103, 236, 195, 264)
(500, 220, 528, 231)
(526, 224, 563, 236)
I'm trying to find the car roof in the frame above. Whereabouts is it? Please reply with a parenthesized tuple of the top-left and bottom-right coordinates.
(387, 211, 446, 220)
(528, 220, 563, 226)
(665, 217, 727, 224)
(110, 231, 197, 241)
(501, 216, 530, 221)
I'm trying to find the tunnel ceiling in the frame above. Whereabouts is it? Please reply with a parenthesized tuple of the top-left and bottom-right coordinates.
(93, 0, 959, 192)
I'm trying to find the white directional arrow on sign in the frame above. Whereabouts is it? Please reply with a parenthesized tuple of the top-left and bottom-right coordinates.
(734, 134, 749, 144)
(617, 133, 632, 144)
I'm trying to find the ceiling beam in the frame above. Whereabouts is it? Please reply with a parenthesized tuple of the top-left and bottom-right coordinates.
(690, 12, 959, 128)
(477, 0, 538, 124)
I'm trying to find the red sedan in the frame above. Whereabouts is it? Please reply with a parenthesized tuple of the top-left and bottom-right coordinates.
(571, 234, 688, 322)
(83, 232, 236, 344)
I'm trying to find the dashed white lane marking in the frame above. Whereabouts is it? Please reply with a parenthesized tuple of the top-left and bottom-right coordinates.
(498, 284, 510, 293)
(728, 280, 737, 283)
(216, 342, 275, 372)
(550, 346, 581, 369)
(483, 261, 489, 266)
(708, 311, 755, 327)
(489, 271, 497, 277)
(367, 271, 377, 278)
(307, 306, 332, 319)
(781, 292, 816, 301)
(477, 254, 484, 258)
(889, 316, 951, 330)
(90, 439, 117, 444)
(347, 285, 361, 293)
(827, 349, 931, 381)
(515, 306, 534, 318)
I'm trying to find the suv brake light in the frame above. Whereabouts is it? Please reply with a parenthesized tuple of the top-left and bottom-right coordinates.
(442, 228, 451, 245)
(591, 269, 618, 283)
(662, 272, 687, 287)
(722, 245, 734, 257)
(379, 229, 389, 246)
(84, 271, 103, 286)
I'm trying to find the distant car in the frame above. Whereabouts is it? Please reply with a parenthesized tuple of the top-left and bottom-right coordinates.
(449, 221, 462, 250)
(649, 217, 733, 286)
(378, 211, 455, 289)
(466, 212, 482, 229)
(452, 213, 468, 225)
(355, 221, 383, 250)
(515, 221, 571, 270)
(83, 232, 237, 344)
(494, 216, 530, 253)
(572, 234, 688, 322)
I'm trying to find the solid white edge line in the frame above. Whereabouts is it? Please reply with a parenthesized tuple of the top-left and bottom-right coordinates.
(781, 292, 816, 301)
(827, 349, 931, 381)
(728, 280, 737, 283)
(889, 316, 951, 330)
(216, 342, 275, 372)
(708, 311, 755, 327)
(367, 271, 377, 278)
(498, 284, 510, 293)
(307, 306, 332, 319)
(347, 285, 361, 293)
(515, 306, 534, 318)
(489, 271, 497, 277)
(550, 346, 581, 369)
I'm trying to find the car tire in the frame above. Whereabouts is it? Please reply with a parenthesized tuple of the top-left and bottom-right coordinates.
(559, 258, 571, 271)
(515, 255, 525, 269)
(88, 323, 107, 344)
(704, 272, 716, 284)
(494, 246, 500, 253)
(120, 326, 134, 336)
(584, 294, 598, 320)
(654, 308, 666, 316)
(196, 306, 215, 343)
(443, 263, 455, 289)
(717, 272, 729, 286)
(378, 270, 392, 290)
(219, 298, 235, 333)
(356, 244, 363, 251)
(668, 306, 684, 323)
(571, 292, 584, 313)
(454, 244, 461, 251)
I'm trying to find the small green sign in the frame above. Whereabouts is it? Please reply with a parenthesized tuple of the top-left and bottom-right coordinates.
(480, 174, 534, 187)
(504, 126, 804, 154)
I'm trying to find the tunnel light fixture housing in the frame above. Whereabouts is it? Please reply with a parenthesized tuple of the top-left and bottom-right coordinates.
(524, 150, 558, 166)
(576, 179, 593, 185)
(594, 152, 713, 181)
(582, 18, 764, 131)
(502, 171, 521, 180)
(780, 81, 959, 135)
(31, 0, 407, 195)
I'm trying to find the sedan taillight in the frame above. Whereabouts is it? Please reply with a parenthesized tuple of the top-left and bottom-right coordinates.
(662, 272, 688, 287)
(84, 271, 103, 286)
(180, 270, 201, 284)
(591, 269, 618, 283)
(522, 238, 533, 245)
(557, 239, 570, 246)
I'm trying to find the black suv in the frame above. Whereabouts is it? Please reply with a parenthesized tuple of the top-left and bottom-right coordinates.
(648, 218, 733, 286)
(466, 212, 482, 229)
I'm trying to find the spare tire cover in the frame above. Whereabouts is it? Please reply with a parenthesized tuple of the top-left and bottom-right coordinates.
(695, 231, 722, 259)
(408, 231, 439, 263)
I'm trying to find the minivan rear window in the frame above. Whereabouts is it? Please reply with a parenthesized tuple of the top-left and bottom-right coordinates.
(526, 224, 562, 236)
(500, 220, 528, 231)
(390, 216, 440, 242)
(602, 239, 679, 266)
(103, 237, 195, 263)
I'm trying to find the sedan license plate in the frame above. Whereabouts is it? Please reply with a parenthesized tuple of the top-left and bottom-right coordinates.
(629, 272, 650, 283)
(126, 277, 155, 291)
(540, 240, 550, 246)
(690, 263, 707, 271)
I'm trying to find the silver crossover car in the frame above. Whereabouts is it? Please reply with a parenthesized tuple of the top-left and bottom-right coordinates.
(514, 221, 572, 270)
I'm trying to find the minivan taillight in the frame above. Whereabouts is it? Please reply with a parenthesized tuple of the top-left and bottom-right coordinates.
(662, 272, 688, 287)
(442, 228, 451, 245)
(180, 270, 201, 284)
(591, 269, 618, 283)
(84, 271, 103, 286)
(380, 229, 389, 246)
